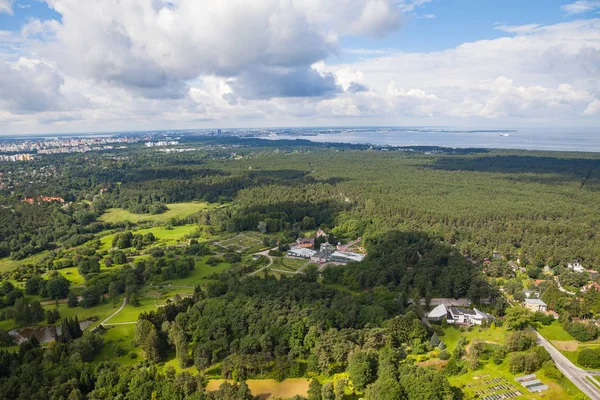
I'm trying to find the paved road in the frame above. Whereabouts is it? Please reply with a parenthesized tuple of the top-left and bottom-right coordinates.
(554, 276, 576, 295)
(248, 249, 275, 276)
(534, 330, 600, 399)
(99, 297, 127, 327)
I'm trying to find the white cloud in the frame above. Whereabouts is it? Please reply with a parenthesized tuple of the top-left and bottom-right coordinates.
(397, 0, 432, 13)
(494, 24, 541, 34)
(561, 1, 600, 14)
(1, 3, 600, 133)
(584, 99, 600, 115)
(28, 0, 400, 101)
(0, 0, 13, 14)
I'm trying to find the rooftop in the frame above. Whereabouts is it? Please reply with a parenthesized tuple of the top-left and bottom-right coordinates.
(525, 299, 547, 305)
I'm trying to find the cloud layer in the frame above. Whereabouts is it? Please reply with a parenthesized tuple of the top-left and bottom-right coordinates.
(0, 1, 599, 134)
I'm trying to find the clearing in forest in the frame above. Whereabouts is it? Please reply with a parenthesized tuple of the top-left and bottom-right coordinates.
(99, 202, 217, 223)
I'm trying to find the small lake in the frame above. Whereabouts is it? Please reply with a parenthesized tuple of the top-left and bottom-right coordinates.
(206, 378, 310, 399)
(9, 320, 93, 344)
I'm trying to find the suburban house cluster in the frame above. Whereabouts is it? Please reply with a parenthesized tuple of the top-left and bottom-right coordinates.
(287, 230, 366, 265)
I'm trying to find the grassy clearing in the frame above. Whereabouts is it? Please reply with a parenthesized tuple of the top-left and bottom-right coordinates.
(0, 251, 52, 273)
(537, 321, 576, 341)
(445, 326, 584, 400)
(99, 202, 216, 224)
(99, 224, 199, 251)
(162, 256, 232, 287)
(281, 258, 309, 271)
(51, 267, 86, 286)
(441, 325, 506, 352)
(206, 379, 310, 399)
(107, 296, 159, 324)
(45, 300, 119, 326)
(94, 324, 140, 365)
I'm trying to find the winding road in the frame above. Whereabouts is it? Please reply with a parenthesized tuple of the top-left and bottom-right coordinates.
(248, 249, 275, 276)
(534, 330, 600, 399)
(99, 297, 127, 327)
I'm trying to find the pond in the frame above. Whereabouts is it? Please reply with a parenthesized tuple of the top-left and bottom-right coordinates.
(9, 320, 93, 344)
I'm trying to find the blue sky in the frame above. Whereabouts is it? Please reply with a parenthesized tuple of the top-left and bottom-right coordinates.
(0, 0, 599, 134)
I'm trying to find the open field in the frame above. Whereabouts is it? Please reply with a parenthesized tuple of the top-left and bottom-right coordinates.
(0, 251, 52, 273)
(45, 300, 120, 325)
(99, 224, 199, 251)
(94, 324, 140, 365)
(105, 296, 159, 324)
(51, 267, 86, 286)
(98, 202, 217, 224)
(442, 325, 506, 351)
(538, 321, 600, 370)
(280, 257, 309, 271)
(444, 325, 585, 399)
(162, 255, 233, 287)
(206, 378, 310, 399)
(537, 321, 576, 341)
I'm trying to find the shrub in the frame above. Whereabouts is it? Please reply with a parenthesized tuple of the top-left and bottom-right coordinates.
(578, 348, 600, 368)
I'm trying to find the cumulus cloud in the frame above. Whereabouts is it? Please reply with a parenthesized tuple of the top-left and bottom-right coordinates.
(320, 19, 600, 123)
(584, 99, 600, 115)
(0, 58, 66, 113)
(1, 3, 600, 133)
(561, 1, 600, 14)
(0, 0, 13, 14)
(28, 0, 400, 100)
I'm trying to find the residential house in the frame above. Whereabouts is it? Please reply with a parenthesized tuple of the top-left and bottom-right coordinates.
(427, 304, 449, 322)
(427, 304, 493, 326)
(523, 290, 540, 299)
(567, 261, 585, 273)
(524, 299, 548, 312)
(445, 306, 493, 326)
(287, 247, 317, 259)
(581, 282, 600, 293)
(295, 237, 315, 249)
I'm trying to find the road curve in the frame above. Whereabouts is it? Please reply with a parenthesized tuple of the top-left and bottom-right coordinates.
(534, 330, 600, 400)
(248, 249, 275, 276)
(99, 296, 127, 327)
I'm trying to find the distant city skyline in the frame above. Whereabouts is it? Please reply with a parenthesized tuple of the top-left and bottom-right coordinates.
(0, 0, 599, 135)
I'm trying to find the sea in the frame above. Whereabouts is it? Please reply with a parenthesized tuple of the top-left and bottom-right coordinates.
(256, 128, 600, 153)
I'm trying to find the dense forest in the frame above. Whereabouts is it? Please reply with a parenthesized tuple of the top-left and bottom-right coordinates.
(0, 138, 596, 399)
(2, 139, 600, 268)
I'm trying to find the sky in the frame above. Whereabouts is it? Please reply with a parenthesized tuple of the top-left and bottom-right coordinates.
(0, 0, 598, 135)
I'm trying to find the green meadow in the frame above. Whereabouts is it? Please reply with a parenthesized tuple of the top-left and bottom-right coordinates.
(98, 202, 218, 224)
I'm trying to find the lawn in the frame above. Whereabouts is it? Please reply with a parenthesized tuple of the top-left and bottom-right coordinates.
(98, 202, 216, 224)
(537, 321, 576, 341)
(281, 258, 309, 271)
(44, 300, 120, 327)
(94, 324, 141, 365)
(106, 296, 161, 324)
(163, 256, 233, 286)
(441, 325, 506, 352)
(99, 224, 200, 251)
(0, 250, 52, 273)
(51, 267, 86, 287)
